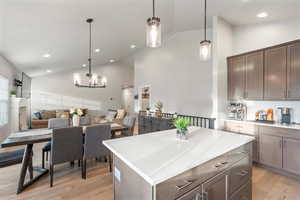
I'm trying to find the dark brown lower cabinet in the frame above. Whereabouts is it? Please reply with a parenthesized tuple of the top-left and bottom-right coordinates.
(202, 172, 228, 200)
(283, 137, 300, 175)
(259, 133, 283, 169)
(230, 181, 251, 200)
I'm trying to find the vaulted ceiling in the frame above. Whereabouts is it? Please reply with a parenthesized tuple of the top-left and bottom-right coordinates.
(0, 0, 299, 77)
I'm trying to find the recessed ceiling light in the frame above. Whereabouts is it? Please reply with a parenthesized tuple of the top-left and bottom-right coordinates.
(82, 64, 87, 67)
(130, 44, 136, 49)
(109, 59, 115, 63)
(257, 12, 268, 18)
(43, 53, 51, 58)
(46, 69, 52, 73)
(94, 48, 100, 53)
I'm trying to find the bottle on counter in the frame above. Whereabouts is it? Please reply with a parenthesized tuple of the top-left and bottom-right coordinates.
(255, 112, 259, 121)
(267, 109, 274, 121)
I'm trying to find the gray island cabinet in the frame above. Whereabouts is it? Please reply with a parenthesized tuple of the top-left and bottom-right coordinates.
(103, 127, 254, 200)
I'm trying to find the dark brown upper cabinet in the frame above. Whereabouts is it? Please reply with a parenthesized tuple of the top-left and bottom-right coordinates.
(244, 51, 264, 100)
(228, 39, 300, 101)
(287, 42, 300, 100)
(228, 56, 245, 101)
(264, 46, 287, 100)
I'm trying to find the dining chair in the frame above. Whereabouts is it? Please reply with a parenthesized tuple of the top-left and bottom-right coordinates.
(42, 118, 70, 168)
(0, 149, 25, 168)
(83, 125, 111, 179)
(121, 116, 136, 137)
(50, 127, 83, 187)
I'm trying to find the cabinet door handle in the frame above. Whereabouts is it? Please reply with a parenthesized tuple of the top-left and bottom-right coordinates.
(175, 180, 194, 190)
(214, 161, 228, 168)
(237, 169, 249, 177)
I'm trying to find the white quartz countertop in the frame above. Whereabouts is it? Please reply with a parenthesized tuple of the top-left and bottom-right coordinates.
(103, 127, 254, 186)
(224, 119, 300, 130)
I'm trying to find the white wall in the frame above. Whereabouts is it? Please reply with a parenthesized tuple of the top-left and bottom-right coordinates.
(232, 18, 300, 123)
(31, 59, 134, 112)
(233, 18, 300, 55)
(212, 17, 233, 128)
(134, 29, 213, 117)
(0, 55, 20, 141)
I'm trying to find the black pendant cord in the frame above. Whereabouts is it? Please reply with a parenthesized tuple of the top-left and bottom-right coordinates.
(204, 0, 207, 40)
(88, 20, 92, 76)
(153, 0, 155, 17)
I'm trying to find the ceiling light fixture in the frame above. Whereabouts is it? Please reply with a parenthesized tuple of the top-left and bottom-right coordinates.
(46, 69, 52, 73)
(257, 12, 268, 18)
(109, 59, 115, 63)
(73, 18, 107, 89)
(199, 0, 212, 61)
(43, 53, 51, 58)
(130, 44, 136, 49)
(94, 48, 100, 52)
(82, 64, 87, 67)
(146, 0, 161, 48)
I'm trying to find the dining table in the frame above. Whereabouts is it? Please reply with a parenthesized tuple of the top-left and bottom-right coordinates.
(0, 122, 128, 194)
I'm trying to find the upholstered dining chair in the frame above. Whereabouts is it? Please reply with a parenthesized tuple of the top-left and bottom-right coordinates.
(42, 118, 70, 168)
(50, 127, 83, 187)
(83, 125, 111, 179)
(121, 116, 136, 137)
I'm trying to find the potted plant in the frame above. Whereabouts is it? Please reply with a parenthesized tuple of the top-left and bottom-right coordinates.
(70, 108, 84, 127)
(154, 101, 163, 117)
(174, 118, 190, 140)
(10, 90, 17, 98)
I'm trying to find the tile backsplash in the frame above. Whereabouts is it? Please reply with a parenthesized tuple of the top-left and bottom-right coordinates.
(244, 101, 300, 123)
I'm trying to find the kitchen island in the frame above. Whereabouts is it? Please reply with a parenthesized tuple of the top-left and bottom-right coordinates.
(103, 127, 254, 200)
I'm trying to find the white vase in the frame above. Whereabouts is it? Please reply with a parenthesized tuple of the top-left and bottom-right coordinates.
(72, 115, 80, 127)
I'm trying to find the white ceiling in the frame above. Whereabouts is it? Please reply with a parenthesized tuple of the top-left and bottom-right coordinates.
(0, 0, 300, 77)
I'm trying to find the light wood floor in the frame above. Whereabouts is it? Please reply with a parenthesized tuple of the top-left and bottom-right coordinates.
(1, 144, 300, 200)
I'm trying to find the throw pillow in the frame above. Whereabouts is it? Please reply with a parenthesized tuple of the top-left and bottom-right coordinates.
(33, 112, 42, 120)
(116, 109, 126, 119)
(105, 111, 117, 121)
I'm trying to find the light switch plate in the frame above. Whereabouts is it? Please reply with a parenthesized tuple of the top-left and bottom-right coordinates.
(114, 167, 121, 182)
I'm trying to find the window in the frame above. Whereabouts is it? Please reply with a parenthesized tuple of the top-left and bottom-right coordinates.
(0, 75, 8, 126)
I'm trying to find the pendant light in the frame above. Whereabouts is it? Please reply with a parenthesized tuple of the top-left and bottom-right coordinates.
(73, 18, 107, 88)
(200, 0, 211, 61)
(146, 0, 161, 48)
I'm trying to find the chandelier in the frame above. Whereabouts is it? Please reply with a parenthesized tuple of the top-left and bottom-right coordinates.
(73, 18, 107, 88)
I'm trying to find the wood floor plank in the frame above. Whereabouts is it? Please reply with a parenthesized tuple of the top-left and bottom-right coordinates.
(1, 140, 300, 199)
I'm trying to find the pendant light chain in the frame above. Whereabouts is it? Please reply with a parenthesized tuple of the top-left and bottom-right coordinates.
(153, 0, 155, 17)
(204, 0, 207, 40)
(88, 20, 92, 76)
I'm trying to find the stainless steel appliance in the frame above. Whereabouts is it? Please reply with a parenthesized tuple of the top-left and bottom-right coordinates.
(227, 103, 247, 121)
(277, 107, 292, 124)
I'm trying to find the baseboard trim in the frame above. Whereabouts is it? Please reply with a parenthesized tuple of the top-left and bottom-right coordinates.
(255, 163, 300, 181)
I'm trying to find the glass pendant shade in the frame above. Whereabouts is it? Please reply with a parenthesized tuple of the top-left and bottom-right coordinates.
(199, 40, 212, 61)
(73, 73, 81, 85)
(146, 17, 161, 48)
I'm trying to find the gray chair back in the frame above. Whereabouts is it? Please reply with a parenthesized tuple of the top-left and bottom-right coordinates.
(51, 127, 83, 165)
(48, 118, 69, 129)
(79, 116, 90, 126)
(84, 125, 111, 159)
(122, 116, 136, 136)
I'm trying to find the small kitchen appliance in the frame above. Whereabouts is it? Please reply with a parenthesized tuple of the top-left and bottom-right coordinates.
(277, 107, 292, 124)
(227, 103, 247, 120)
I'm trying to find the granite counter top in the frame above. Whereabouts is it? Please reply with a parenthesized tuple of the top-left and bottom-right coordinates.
(223, 119, 300, 130)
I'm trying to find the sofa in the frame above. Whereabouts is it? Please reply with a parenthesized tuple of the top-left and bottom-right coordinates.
(31, 109, 127, 129)
(31, 110, 71, 129)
